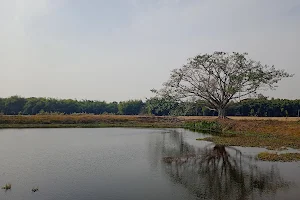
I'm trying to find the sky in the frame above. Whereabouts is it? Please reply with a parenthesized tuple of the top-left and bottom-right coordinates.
(0, 0, 299, 102)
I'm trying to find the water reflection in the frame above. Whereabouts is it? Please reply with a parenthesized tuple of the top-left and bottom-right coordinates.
(161, 130, 291, 200)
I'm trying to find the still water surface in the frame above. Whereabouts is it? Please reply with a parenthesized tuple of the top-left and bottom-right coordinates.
(0, 128, 299, 200)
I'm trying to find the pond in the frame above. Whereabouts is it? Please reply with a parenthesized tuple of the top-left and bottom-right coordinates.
(0, 128, 299, 200)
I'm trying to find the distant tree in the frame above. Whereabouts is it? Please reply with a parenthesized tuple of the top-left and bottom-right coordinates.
(106, 102, 119, 114)
(0, 95, 299, 117)
(171, 100, 198, 116)
(0, 98, 5, 114)
(154, 52, 293, 118)
(3, 96, 26, 115)
(118, 100, 144, 115)
(285, 110, 289, 117)
(146, 97, 178, 116)
(257, 93, 268, 100)
(250, 109, 255, 116)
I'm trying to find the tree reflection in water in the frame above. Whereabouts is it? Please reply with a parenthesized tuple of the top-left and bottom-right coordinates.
(161, 131, 291, 200)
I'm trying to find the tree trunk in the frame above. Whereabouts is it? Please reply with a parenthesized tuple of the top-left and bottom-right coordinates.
(218, 108, 226, 119)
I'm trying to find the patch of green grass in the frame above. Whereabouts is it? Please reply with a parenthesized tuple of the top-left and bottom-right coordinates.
(257, 152, 300, 162)
(185, 121, 222, 133)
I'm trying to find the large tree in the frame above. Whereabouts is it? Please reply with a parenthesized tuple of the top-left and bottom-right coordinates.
(154, 52, 293, 118)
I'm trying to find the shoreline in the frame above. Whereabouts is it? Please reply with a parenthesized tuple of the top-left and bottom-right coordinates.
(0, 123, 181, 129)
(1, 115, 300, 161)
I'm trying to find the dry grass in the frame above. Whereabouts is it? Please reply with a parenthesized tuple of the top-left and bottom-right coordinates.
(1, 115, 299, 133)
(0, 115, 184, 128)
(257, 152, 300, 162)
(179, 116, 300, 122)
(198, 119, 300, 150)
(1, 115, 298, 125)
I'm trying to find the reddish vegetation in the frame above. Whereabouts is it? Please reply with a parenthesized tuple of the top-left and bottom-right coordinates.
(0, 114, 184, 127)
(0, 115, 299, 135)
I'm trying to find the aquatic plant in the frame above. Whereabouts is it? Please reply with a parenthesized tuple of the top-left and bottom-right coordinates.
(2, 183, 11, 190)
(32, 187, 39, 192)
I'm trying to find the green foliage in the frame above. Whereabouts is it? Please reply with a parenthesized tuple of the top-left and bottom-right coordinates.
(0, 96, 141, 115)
(227, 98, 300, 117)
(145, 97, 178, 116)
(118, 100, 144, 115)
(145, 98, 216, 116)
(3, 95, 26, 115)
(0, 96, 299, 117)
(185, 121, 221, 133)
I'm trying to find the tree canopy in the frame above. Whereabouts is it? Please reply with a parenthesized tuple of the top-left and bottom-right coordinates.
(0, 96, 299, 117)
(154, 52, 293, 117)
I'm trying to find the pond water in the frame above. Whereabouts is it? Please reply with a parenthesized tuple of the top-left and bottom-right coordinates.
(0, 128, 299, 200)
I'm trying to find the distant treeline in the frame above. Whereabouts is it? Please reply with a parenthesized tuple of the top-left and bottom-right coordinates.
(0, 96, 299, 117)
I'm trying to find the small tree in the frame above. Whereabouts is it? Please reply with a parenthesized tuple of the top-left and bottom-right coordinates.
(154, 52, 293, 118)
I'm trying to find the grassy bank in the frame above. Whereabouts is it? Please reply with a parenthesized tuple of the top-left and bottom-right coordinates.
(190, 119, 300, 161)
(257, 152, 300, 162)
(1, 114, 299, 134)
(0, 123, 181, 129)
(194, 120, 300, 150)
(0, 115, 184, 129)
(1, 115, 300, 161)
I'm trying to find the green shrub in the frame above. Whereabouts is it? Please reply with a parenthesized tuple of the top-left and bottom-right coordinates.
(185, 121, 221, 133)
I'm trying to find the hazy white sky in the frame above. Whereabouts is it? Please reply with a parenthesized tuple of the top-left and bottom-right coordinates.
(1, 0, 299, 101)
